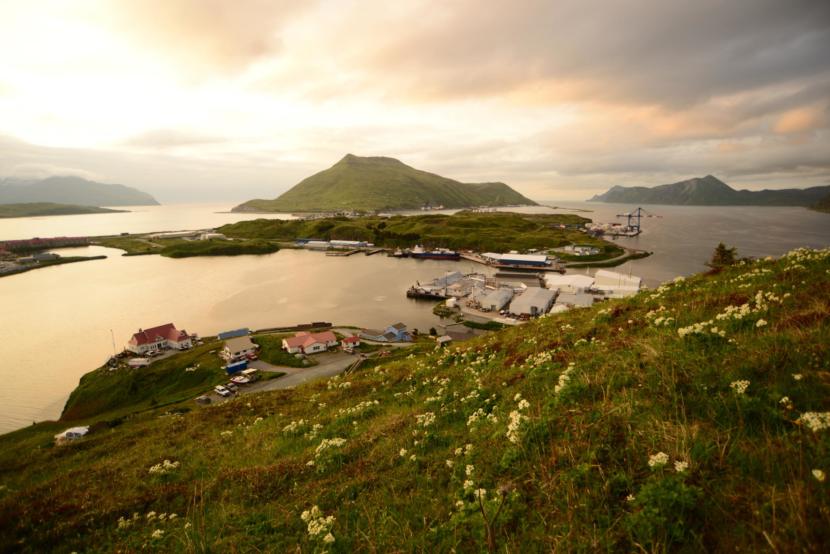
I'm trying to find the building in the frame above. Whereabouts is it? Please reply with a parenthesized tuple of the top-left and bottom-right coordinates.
(360, 323, 412, 343)
(479, 287, 514, 312)
(482, 252, 550, 267)
(217, 328, 250, 341)
(594, 270, 642, 298)
(282, 331, 339, 354)
(54, 426, 89, 443)
(555, 292, 595, 308)
(341, 335, 361, 348)
(126, 323, 192, 354)
(200, 232, 226, 240)
(544, 274, 596, 294)
(222, 336, 258, 361)
(509, 288, 557, 317)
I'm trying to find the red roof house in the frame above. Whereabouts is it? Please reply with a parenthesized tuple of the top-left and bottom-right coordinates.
(282, 330, 339, 354)
(126, 323, 192, 354)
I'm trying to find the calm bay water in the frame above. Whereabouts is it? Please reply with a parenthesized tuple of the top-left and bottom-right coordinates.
(0, 202, 828, 434)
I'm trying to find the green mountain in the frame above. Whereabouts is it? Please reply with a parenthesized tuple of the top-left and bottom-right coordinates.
(0, 176, 159, 206)
(233, 154, 536, 212)
(0, 202, 127, 218)
(2, 247, 829, 551)
(589, 175, 830, 206)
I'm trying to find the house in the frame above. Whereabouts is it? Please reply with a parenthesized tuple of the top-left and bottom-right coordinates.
(54, 426, 89, 443)
(222, 336, 258, 361)
(341, 335, 361, 349)
(282, 331, 339, 354)
(359, 322, 412, 343)
(509, 288, 557, 317)
(126, 323, 192, 354)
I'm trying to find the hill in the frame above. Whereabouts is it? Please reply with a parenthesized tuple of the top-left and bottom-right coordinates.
(589, 175, 830, 206)
(1, 247, 828, 551)
(0, 176, 159, 206)
(0, 202, 127, 218)
(812, 192, 830, 213)
(233, 154, 536, 212)
(219, 211, 617, 254)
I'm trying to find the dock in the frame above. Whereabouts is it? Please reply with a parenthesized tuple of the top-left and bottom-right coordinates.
(364, 248, 385, 256)
(325, 249, 360, 257)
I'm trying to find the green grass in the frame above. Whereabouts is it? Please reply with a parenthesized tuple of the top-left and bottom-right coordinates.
(251, 334, 316, 368)
(96, 237, 280, 258)
(0, 202, 126, 218)
(1, 247, 829, 551)
(462, 320, 507, 331)
(234, 154, 536, 213)
(60, 341, 228, 421)
(221, 211, 618, 254)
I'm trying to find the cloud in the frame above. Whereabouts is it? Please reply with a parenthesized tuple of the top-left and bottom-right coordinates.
(109, 0, 309, 74)
(121, 129, 228, 150)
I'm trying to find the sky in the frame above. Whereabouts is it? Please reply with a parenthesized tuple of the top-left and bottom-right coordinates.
(0, 0, 828, 203)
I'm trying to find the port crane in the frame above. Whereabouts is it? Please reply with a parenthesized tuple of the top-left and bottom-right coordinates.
(615, 207, 660, 234)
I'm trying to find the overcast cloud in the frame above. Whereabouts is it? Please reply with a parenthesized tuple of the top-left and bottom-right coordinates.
(0, 0, 827, 203)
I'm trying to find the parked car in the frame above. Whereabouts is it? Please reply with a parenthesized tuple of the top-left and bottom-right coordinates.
(214, 385, 232, 397)
(246, 352, 258, 361)
(225, 382, 238, 392)
(230, 375, 251, 385)
(195, 395, 211, 405)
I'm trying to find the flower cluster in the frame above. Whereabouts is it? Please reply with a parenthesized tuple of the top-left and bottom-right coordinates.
(148, 459, 180, 475)
(415, 412, 436, 428)
(647, 452, 669, 468)
(555, 363, 576, 394)
(314, 437, 347, 457)
(282, 419, 308, 435)
(729, 380, 750, 395)
(466, 407, 498, 427)
(506, 394, 530, 444)
(337, 399, 379, 417)
(798, 412, 830, 432)
(301, 506, 335, 545)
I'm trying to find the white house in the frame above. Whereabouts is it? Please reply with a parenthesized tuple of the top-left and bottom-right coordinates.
(126, 323, 192, 354)
(222, 336, 258, 361)
(282, 331, 339, 354)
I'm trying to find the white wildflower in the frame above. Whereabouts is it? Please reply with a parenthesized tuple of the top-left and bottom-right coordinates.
(729, 380, 750, 395)
(813, 469, 826, 482)
(151, 529, 164, 539)
(674, 460, 689, 473)
(648, 452, 669, 468)
(756, 319, 768, 328)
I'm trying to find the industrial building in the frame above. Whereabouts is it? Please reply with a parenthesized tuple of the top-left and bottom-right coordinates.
(481, 252, 550, 267)
(509, 288, 557, 317)
(478, 287, 514, 312)
(544, 274, 596, 294)
(594, 270, 642, 298)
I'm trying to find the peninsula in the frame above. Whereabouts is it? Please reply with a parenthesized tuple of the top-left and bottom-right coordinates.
(0, 202, 127, 218)
(233, 154, 537, 213)
(589, 175, 830, 207)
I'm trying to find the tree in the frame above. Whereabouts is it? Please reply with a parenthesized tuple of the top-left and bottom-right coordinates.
(708, 242, 737, 268)
(429, 327, 437, 336)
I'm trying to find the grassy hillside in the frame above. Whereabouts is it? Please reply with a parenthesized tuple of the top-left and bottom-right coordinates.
(0, 202, 126, 218)
(96, 237, 280, 258)
(234, 155, 536, 213)
(1, 247, 828, 551)
(61, 341, 229, 421)
(220, 211, 618, 254)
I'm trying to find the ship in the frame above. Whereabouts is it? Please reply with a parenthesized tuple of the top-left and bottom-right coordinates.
(409, 246, 461, 261)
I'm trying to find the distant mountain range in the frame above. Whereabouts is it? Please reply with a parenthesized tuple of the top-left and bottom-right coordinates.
(0, 202, 126, 219)
(589, 175, 830, 207)
(0, 176, 159, 206)
(233, 154, 536, 213)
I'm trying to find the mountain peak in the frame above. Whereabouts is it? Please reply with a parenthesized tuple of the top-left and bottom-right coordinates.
(234, 155, 536, 212)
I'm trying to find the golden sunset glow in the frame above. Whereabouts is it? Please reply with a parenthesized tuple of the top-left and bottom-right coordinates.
(1, 0, 828, 201)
